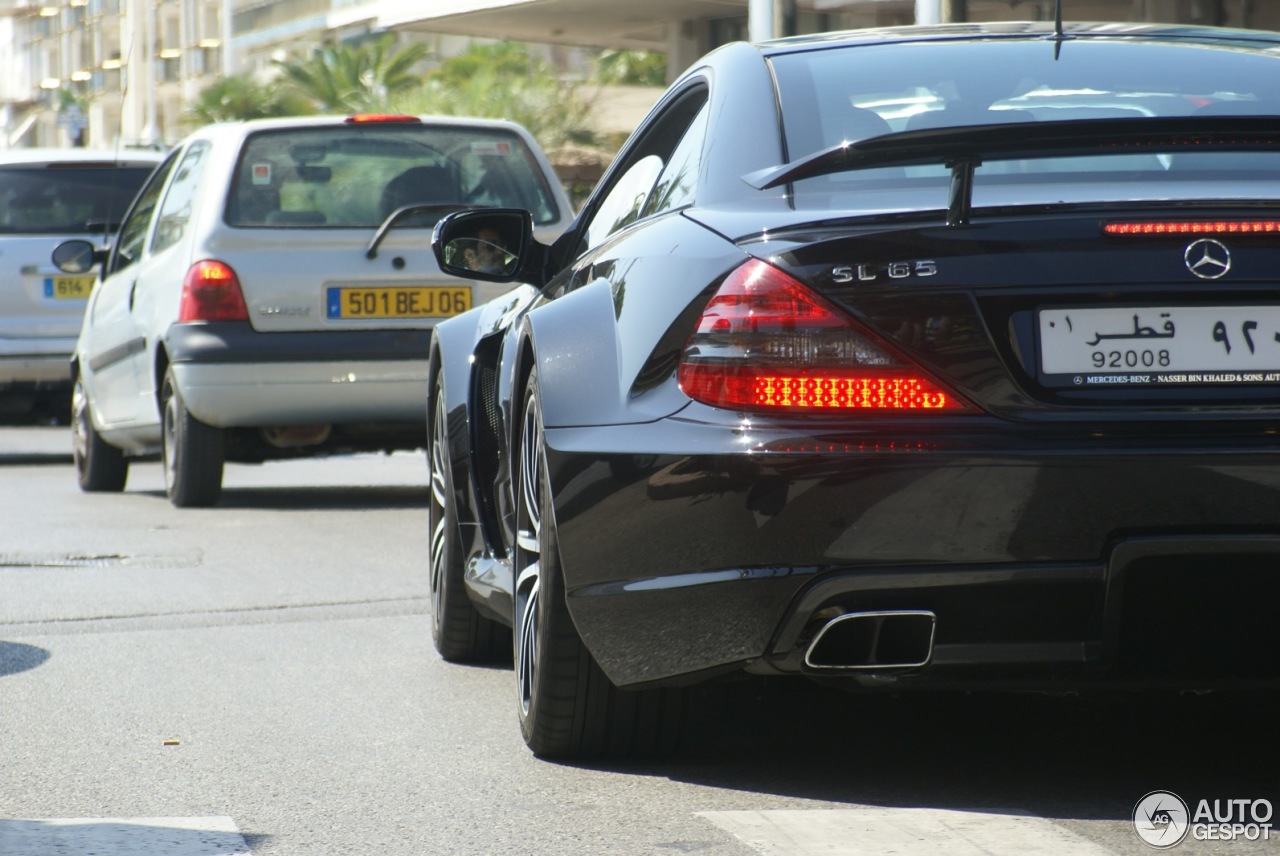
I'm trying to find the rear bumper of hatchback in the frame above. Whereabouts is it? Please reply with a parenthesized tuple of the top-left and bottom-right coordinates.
(0, 337, 76, 386)
(165, 322, 430, 427)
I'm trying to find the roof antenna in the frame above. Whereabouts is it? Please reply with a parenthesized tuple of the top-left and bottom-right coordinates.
(1053, 0, 1065, 59)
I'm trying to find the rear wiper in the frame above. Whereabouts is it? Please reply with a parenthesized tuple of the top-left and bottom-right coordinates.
(366, 202, 478, 259)
(744, 115, 1280, 226)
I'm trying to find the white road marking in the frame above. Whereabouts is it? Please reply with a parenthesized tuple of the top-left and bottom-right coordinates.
(0, 817, 250, 855)
(698, 808, 1117, 855)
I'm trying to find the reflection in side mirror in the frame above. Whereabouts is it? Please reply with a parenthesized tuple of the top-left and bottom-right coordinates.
(51, 240, 100, 274)
(444, 237, 518, 277)
(432, 208, 537, 285)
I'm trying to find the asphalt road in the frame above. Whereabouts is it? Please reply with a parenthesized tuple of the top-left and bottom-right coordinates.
(1, 426, 1278, 856)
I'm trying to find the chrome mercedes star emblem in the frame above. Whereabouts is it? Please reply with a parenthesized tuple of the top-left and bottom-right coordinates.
(1184, 238, 1232, 280)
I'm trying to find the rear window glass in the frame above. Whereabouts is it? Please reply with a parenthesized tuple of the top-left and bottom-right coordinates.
(227, 124, 562, 228)
(0, 164, 155, 234)
(769, 37, 1280, 207)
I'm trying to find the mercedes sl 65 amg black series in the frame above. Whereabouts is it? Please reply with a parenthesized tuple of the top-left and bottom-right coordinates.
(425, 21, 1280, 758)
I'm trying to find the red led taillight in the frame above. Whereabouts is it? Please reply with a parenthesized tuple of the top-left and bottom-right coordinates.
(677, 259, 966, 412)
(1105, 220, 1280, 235)
(178, 260, 248, 322)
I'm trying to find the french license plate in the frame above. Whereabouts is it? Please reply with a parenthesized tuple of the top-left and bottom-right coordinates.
(1038, 305, 1280, 387)
(43, 275, 95, 299)
(326, 286, 472, 320)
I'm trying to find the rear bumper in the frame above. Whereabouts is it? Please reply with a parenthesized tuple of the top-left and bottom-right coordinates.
(544, 413, 1280, 689)
(165, 322, 430, 427)
(0, 356, 73, 386)
(0, 337, 75, 386)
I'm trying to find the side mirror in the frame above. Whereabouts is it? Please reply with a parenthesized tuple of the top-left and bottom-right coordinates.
(52, 240, 104, 274)
(432, 208, 542, 285)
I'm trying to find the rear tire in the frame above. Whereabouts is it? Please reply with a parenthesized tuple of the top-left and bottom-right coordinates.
(428, 379, 510, 662)
(72, 377, 127, 493)
(513, 367, 687, 759)
(161, 369, 224, 508)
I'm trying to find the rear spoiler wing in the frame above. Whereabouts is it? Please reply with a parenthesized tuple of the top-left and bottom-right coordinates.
(743, 115, 1280, 226)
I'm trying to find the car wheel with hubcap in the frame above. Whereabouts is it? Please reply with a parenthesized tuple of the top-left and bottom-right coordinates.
(72, 375, 127, 492)
(161, 368, 224, 508)
(513, 366, 688, 759)
(429, 377, 510, 662)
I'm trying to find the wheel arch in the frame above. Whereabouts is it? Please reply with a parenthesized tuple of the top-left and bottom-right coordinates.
(153, 345, 171, 415)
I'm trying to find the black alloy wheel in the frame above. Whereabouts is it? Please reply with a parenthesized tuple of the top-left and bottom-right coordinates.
(71, 376, 127, 492)
(161, 368, 224, 508)
(512, 366, 688, 758)
(428, 379, 509, 662)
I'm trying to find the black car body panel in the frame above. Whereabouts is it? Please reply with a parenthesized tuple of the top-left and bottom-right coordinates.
(426, 22, 1280, 755)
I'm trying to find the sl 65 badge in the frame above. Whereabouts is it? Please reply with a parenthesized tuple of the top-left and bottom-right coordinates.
(832, 260, 938, 283)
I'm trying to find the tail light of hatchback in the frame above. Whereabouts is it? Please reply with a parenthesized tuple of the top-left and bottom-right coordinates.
(178, 260, 249, 323)
(677, 259, 968, 412)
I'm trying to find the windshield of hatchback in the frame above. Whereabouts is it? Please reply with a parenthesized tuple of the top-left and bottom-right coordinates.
(769, 36, 1280, 210)
(227, 123, 562, 229)
(0, 164, 155, 234)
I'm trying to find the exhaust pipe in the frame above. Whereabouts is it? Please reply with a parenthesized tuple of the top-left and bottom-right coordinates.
(804, 610, 936, 670)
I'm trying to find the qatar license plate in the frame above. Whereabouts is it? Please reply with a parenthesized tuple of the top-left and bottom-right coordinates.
(1038, 305, 1280, 387)
(44, 275, 95, 299)
(326, 286, 472, 320)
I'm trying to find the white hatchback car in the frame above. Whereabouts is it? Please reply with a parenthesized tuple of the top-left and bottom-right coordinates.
(55, 115, 572, 506)
(0, 148, 160, 421)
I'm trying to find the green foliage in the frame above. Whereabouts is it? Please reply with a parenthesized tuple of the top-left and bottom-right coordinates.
(273, 34, 431, 113)
(392, 41, 597, 150)
(185, 74, 314, 125)
(594, 49, 667, 87)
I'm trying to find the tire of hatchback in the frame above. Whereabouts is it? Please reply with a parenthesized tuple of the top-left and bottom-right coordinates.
(72, 377, 127, 492)
(161, 369, 224, 508)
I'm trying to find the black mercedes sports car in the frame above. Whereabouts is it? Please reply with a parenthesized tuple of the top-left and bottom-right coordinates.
(427, 21, 1280, 758)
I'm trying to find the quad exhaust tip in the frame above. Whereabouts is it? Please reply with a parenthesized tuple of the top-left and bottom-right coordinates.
(804, 610, 936, 671)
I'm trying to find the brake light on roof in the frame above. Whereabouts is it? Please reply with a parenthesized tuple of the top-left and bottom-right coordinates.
(178, 260, 248, 322)
(344, 114, 422, 124)
(1105, 220, 1280, 235)
(677, 259, 967, 412)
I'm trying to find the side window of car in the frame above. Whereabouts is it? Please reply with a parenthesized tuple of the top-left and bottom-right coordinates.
(109, 151, 179, 276)
(642, 102, 709, 218)
(578, 155, 665, 255)
(573, 84, 710, 259)
(151, 142, 210, 255)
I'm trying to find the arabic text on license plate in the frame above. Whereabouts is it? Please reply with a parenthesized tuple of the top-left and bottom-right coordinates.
(326, 286, 472, 320)
(1038, 306, 1280, 384)
(44, 275, 95, 299)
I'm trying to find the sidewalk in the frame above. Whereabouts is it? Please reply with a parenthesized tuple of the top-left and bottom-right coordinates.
(0, 426, 73, 465)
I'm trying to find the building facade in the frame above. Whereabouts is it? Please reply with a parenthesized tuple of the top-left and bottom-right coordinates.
(0, 0, 1274, 150)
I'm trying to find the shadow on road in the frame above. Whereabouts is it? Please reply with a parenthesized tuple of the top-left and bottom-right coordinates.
(136, 484, 428, 511)
(0, 641, 51, 677)
(610, 679, 1280, 822)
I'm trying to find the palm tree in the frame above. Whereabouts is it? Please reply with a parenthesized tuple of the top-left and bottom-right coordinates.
(397, 42, 597, 150)
(185, 75, 314, 126)
(594, 49, 667, 87)
(274, 35, 431, 113)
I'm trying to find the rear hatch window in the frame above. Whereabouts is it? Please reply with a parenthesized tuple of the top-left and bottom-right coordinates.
(0, 163, 156, 235)
(227, 123, 562, 229)
(770, 37, 1280, 210)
